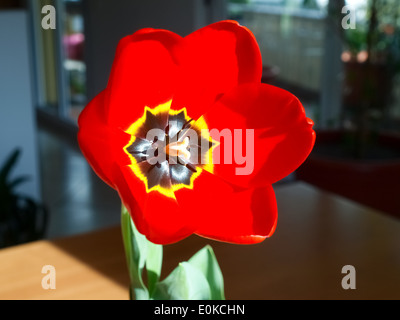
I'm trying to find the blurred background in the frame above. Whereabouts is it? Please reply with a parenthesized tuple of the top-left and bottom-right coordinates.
(0, 0, 399, 249)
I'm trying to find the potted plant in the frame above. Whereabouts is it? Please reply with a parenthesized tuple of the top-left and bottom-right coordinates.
(0, 149, 48, 249)
(296, 0, 400, 218)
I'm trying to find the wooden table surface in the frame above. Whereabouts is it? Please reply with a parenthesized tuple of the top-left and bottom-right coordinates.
(1, 182, 399, 300)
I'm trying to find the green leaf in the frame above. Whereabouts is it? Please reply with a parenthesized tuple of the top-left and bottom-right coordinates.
(146, 242, 163, 297)
(8, 175, 30, 191)
(188, 245, 225, 300)
(0, 148, 21, 184)
(152, 262, 211, 300)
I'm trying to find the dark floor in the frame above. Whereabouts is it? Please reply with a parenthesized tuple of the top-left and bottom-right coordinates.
(38, 126, 121, 240)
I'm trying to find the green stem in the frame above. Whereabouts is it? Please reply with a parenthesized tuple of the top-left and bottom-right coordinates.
(120, 205, 163, 300)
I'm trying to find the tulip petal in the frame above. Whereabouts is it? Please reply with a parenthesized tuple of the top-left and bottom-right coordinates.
(77, 90, 131, 188)
(105, 29, 181, 131)
(174, 170, 277, 244)
(199, 83, 315, 187)
(113, 164, 196, 245)
(171, 20, 262, 119)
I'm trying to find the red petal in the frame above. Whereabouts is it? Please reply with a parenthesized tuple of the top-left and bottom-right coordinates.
(105, 29, 181, 131)
(77, 91, 131, 188)
(201, 83, 315, 187)
(174, 170, 277, 244)
(171, 20, 262, 118)
(113, 165, 196, 245)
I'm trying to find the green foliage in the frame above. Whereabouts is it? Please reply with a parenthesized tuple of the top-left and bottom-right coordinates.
(152, 262, 211, 300)
(121, 205, 225, 300)
(0, 149, 30, 202)
(0, 148, 47, 248)
(121, 206, 160, 300)
(0, 148, 30, 222)
(186, 245, 225, 300)
(344, 28, 368, 55)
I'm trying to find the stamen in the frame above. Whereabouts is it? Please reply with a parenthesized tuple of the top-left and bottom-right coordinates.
(177, 119, 195, 137)
(186, 163, 197, 173)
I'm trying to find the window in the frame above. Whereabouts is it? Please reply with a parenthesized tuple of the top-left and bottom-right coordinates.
(31, 0, 86, 124)
(228, 0, 400, 132)
(228, 0, 329, 123)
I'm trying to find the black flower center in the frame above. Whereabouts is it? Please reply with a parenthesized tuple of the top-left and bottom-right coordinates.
(123, 101, 216, 198)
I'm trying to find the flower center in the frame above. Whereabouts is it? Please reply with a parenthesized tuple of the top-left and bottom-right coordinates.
(164, 137, 190, 162)
(123, 100, 217, 198)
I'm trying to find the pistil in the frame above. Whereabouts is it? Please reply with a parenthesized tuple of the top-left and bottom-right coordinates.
(164, 137, 190, 161)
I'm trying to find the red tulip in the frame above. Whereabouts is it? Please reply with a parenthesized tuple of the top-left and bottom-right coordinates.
(78, 20, 315, 245)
